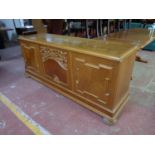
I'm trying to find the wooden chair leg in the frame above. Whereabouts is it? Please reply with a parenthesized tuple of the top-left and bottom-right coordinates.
(131, 76, 132, 80)
(135, 55, 148, 63)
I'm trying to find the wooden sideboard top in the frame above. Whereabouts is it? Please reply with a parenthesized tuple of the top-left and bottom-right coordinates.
(98, 28, 154, 48)
(19, 33, 138, 62)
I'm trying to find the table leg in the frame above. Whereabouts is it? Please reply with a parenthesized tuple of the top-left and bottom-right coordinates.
(135, 55, 148, 63)
(100, 19, 103, 36)
(96, 19, 99, 37)
(86, 20, 90, 38)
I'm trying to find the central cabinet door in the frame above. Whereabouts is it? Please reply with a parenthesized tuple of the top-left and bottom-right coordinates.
(72, 53, 116, 109)
(40, 46, 70, 88)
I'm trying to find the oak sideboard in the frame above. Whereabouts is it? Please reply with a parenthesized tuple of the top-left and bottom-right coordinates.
(19, 33, 139, 124)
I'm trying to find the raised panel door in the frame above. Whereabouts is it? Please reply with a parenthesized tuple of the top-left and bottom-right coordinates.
(20, 42, 39, 72)
(39, 46, 70, 88)
(72, 53, 116, 109)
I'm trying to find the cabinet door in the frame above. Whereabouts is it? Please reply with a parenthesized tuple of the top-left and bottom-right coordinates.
(72, 53, 116, 108)
(20, 42, 39, 72)
(39, 46, 69, 88)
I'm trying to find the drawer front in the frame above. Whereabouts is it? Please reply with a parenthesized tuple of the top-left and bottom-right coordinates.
(72, 53, 116, 109)
(39, 46, 70, 88)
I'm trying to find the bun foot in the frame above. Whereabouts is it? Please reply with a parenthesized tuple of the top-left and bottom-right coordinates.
(25, 73, 30, 78)
(102, 117, 117, 125)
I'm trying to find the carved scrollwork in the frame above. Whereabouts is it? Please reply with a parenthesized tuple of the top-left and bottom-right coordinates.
(53, 74, 61, 83)
(40, 46, 68, 70)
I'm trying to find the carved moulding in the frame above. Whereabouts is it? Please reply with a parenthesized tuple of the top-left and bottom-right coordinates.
(40, 46, 68, 70)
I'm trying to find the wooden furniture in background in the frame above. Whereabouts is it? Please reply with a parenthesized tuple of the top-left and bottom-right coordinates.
(67, 19, 104, 38)
(66, 19, 131, 39)
(15, 20, 46, 36)
(32, 19, 47, 33)
(43, 19, 65, 35)
(67, 19, 87, 37)
(107, 19, 130, 34)
(15, 26, 37, 36)
(19, 33, 138, 124)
